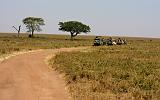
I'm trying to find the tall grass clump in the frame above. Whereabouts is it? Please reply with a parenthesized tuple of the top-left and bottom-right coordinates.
(52, 39, 160, 100)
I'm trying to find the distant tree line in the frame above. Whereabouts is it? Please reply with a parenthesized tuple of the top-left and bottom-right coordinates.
(20, 17, 91, 39)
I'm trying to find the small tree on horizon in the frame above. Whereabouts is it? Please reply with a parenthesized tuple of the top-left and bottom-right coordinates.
(58, 21, 91, 40)
(23, 17, 45, 37)
(12, 25, 21, 37)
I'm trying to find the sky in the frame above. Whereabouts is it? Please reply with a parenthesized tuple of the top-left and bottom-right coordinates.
(0, 0, 160, 38)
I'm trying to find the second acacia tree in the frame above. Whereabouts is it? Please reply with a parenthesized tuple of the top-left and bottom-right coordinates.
(59, 21, 91, 40)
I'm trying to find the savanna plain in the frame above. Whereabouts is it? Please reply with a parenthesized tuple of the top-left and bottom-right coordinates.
(0, 33, 160, 100)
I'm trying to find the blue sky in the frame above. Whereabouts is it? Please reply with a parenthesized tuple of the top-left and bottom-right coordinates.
(1, 0, 160, 38)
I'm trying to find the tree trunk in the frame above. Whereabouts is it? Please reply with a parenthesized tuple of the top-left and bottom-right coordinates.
(31, 30, 34, 37)
(18, 25, 21, 37)
(18, 31, 20, 38)
(71, 32, 74, 40)
(70, 32, 79, 40)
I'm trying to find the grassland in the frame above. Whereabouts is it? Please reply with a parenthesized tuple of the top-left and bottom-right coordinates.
(51, 38, 160, 100)
(1, 33, 160, 99)
(0, 33, 93, 56)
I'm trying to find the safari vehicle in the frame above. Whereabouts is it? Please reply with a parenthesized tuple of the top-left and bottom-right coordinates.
(93, 36, 127, 46)
(93, 37, 115, 46)
(116, 38, 127, 45)
(93, 36, 103, 46)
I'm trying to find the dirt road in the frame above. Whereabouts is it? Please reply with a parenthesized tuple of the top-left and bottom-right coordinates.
(0, 47, 87, 100)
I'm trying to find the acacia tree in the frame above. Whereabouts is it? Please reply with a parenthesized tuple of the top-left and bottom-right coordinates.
(58, 21, 91, 40)
(23, 17, 45, 37)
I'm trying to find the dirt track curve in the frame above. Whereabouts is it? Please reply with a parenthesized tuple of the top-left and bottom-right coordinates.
(0, 47, 87, 100)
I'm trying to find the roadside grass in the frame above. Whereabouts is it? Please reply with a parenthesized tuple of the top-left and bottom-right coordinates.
(51, 39, 160, 100)
(0, 33, 93, 56)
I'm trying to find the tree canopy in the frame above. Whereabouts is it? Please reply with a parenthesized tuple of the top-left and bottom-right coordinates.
(23, 17, 45, 37)
(58, 21, 91, 40)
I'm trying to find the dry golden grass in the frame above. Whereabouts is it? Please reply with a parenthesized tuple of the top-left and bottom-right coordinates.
(1, 33, 160, 99)
(0, 33, 93, 56)
(51, 38, 160, 100)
